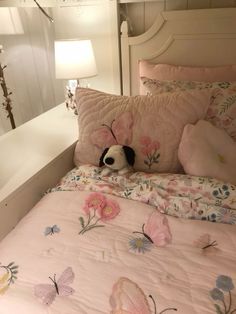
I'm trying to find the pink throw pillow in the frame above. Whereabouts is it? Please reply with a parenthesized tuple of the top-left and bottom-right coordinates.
(74, 88, 212, 173)
(139, 60, 236, 95)
(178, 120, 236, 185)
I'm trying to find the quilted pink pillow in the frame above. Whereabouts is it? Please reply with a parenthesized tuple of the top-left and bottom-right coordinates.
(178, 120, 236, 185)
(139, 60, 236, 95)
(74, 88, 212, 173)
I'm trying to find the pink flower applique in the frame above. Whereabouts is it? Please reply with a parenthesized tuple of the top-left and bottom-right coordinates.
(90, 112, 133, 150)
(140, 136, 160, 169)
(79, 193, 121, 234)
(129, 211, 172, 253)
(97, 199, 120, 222)
(83, 192, 106, 215)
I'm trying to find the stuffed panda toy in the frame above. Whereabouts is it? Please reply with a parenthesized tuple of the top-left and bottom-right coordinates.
(99, 145, 135, 176)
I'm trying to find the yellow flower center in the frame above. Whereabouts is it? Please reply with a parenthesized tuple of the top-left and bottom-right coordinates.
(135, 239, 144, 248)
(91, 199, 99, 206)
(104, 206, 112, 215)
(217, 154, 225, 163)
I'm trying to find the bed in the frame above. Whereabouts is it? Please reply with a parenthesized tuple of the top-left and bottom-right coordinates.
(0, 7, 236, 314)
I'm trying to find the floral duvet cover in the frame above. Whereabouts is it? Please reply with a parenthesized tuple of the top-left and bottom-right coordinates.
(0, 165, 235, 314)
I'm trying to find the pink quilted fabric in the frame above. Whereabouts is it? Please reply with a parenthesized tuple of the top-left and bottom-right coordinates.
(74, 88, 212, 173)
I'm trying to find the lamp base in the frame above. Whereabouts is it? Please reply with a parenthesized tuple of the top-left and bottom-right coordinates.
(65, 80, 77, 115)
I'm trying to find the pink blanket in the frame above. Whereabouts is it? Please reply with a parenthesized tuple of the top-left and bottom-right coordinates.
(0, 165, 235, 313)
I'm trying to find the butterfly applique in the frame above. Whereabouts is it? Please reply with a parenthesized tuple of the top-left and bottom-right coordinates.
(110, 277, 177, 314)
(90, 111, 133, 150)
(129, 211, 172, 253)
(44, 225, 60, 236)
(194, 233, 218, 250)
(34, 267, 75, 305)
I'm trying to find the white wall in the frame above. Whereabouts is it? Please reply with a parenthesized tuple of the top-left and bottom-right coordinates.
(0, 1, 120, 136)
(0, 7, 65, 135)
(120, 0, 236, 36)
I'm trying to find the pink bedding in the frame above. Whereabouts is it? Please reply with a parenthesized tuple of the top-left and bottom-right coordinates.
(0, 165, 235, 313)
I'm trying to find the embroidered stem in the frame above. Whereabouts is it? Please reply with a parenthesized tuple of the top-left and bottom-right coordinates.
(80, 217, 105, 235)
(227, 290, 232, 314)
(80, 224, 105, 234)
(79, 209, 96, 234)
(221, 299, 227, 314)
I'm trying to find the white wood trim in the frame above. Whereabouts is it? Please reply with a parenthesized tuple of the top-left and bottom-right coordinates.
(0, 104, 78, 240)
(0, 144, 75, 241)
(121, 7, 236, 95)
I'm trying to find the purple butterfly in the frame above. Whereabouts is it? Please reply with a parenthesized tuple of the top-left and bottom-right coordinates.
(34, 267, 75, 305)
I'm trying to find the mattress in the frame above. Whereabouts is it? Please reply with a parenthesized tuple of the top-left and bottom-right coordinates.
(0, 165, 235, 313)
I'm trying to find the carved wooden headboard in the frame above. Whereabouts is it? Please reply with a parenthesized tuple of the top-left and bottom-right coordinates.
(121, 8, 236, 96)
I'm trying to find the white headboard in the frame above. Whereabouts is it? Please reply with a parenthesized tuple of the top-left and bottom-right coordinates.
(121, 8, 236, 96)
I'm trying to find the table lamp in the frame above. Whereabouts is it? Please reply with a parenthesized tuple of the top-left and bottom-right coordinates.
(54, 39, 97, 113)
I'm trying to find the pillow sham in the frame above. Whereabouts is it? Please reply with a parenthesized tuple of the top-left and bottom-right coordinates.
(178, 120, 236, 185)
(139, 60, 236, 94)
(74, 88, 212, 173)
(141, 77, 236, 141)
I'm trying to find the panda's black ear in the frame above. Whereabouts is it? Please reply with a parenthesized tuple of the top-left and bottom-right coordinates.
(99, 147, 109, 167)
(123, 146, 135, 166)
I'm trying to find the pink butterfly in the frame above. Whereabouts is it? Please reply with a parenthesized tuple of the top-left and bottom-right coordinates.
(194, 233, 218, 250)
(110, 277, 177, 314)
(34, 267, 75, 306)
(133, 211, 172, 247)
(90, 111, 133, 150)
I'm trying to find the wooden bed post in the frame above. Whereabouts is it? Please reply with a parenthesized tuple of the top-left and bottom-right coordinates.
(121, 21, 131, 96)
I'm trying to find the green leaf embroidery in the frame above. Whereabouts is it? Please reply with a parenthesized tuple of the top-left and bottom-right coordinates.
(220, 95, 236, 114)
(214, 304, 223, 314)
(79, 217, 85, 228)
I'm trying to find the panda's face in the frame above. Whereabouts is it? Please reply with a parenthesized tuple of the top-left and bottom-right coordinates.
(103, 145, 128, 170)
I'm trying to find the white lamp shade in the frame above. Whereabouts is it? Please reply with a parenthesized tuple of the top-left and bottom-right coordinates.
(55, 39, 97, 79)
(0, 8, 24, 35)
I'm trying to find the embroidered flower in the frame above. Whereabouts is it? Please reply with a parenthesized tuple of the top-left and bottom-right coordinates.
(210, 288, 224, 301)
(140, 136, 160, 169)
(0, 262, 18, 295)
(79, 194, 121, 234)
(83, 192, 106, 215)
(129, 237, 151, 253)
(216, 208, 236, 224)
(98, 199, 120, 222)
(216, 275, 234, 292)
(210, 275, 235, 314)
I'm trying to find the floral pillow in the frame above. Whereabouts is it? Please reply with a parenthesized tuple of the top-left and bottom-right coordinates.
(74, 87, 212, 174)
(141, 77, 236, 141)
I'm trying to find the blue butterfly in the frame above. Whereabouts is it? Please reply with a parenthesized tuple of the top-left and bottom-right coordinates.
(44, 225, 60, 236)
